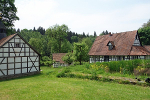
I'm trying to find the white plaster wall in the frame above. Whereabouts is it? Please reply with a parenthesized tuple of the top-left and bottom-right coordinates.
(15, 63, 21, 68)
(22, 57, 27, 62)
(8, 70, 14, 75)
(0, 64, 7, 70)
(3, 43, 8, 47)
(0, 72, 3, 76)
(15, 69, 21, 74)
(29, 67, 37, 72)
(10, 53, 15, 56)
(22, 68, 27, 73)
(8, 58, 14, 62)
(0, 48, 2, 52)
(15, 57, 21, 62)
(22, 62, 27, 67)
(0, 58, 6, 63)
(3, 48, 8, 52)
(8, 64, 14, 69)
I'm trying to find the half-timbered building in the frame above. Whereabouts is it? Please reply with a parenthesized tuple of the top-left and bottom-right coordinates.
(88, 30, 150, 63)
(0, 19, 40, 79)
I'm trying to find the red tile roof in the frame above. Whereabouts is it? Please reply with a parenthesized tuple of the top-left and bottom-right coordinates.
(0, 34, 16, 47)
(89, 30, 150, 56)
(52, 53, 67, 63)
(144, 46, 150, 52)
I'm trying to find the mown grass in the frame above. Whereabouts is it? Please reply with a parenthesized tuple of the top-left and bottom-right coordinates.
(0, 66, 150, 100)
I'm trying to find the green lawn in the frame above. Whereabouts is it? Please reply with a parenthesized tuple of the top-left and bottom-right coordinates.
(0, 66, 150, 100)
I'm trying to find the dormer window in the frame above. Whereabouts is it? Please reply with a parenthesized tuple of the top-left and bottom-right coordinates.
(107, 41, 114, 50)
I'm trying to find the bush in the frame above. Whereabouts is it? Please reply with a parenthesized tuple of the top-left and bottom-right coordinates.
(56, 68, 71, 77)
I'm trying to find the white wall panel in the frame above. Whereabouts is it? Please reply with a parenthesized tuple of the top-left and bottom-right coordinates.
(25, 44, 29, 48)
(20, 39, 24, 43)
(1, 58, 7, 63)
(10, 53, 15, 56)
(15, 38, 19, 42)
(15, 53, 20, 56)
(0, 72, 3, 76)
(8, 64, 14, 69)
(2, 70, 7, 75)
(28, 62, 32, 67)
(29, 57, 37, 61)
(14, 48, 21, 52)
(3, 48, 8, 52)
(26, 53, 29, 56)
(4, 53, 8, 57)
(0, 64, 7, 69)
(15, 69, 21, 74)
(8, 58, 14, 63)
(15, 57, 21, 62)
(15, 35, 20, 38)
(29, 67, 36, 72)
(22, 57, 27, 62)
(20, 53, 24, 56)
(9, 39, 14, 42)
(0, 53, 2, 57)
(8, 70, 14, 75)
(34, 62, 39, 66)
(15, 63, 21, 68)
(3, 43, 8, 47)
(10, 48, 14, 52)
(0, 48, 2, 52)
(26, 48, 29, 52)
(30, 49, 34, 52)
(30, 52, 33, 56)
(22, 63, 27, 67)
(22, 68, 27, 73)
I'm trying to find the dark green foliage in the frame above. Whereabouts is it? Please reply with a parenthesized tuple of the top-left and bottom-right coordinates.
(40, 56, 53, 67)
(100, 30, 109, 36)
(46, 24, 69, 53)
(56, 68, 71, 77)
(37, 26, 45, 35)
(73, 43, 89, 65)
(62, 52, 74, 65)
(0, 0, 19, 35)
(138, 26, 150, 45)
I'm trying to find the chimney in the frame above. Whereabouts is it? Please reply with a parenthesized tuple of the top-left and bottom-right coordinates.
(0, 17, 7, 40)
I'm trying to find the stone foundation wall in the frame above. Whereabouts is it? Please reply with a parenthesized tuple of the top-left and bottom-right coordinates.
(0, 71, 40, 81)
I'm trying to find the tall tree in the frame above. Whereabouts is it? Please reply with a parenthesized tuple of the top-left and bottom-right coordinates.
(73, 43, 88, 65)
(0, 0, 19, 35)
(138, 19, 150, 45)
(94, 31, 97, 37)
(62, 52, 74, 65)
(138, 26, 150, 45)
(46, 24, 69, 53)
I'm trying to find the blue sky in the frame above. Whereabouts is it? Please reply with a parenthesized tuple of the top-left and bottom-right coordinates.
(14, 0, 150, 35)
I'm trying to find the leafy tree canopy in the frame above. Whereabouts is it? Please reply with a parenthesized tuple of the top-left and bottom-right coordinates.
(0, 0, 19, 35)
(62, 52, 74, 65)
(73, 43, 89, 65)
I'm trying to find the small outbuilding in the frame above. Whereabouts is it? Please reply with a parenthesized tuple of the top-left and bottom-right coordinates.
(52, 53, 68, 67)
(0, 18, 40, 79)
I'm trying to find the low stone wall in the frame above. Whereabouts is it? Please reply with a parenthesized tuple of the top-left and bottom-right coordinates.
(0, 71, 40, 81)
(134, 68, 150, 76)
